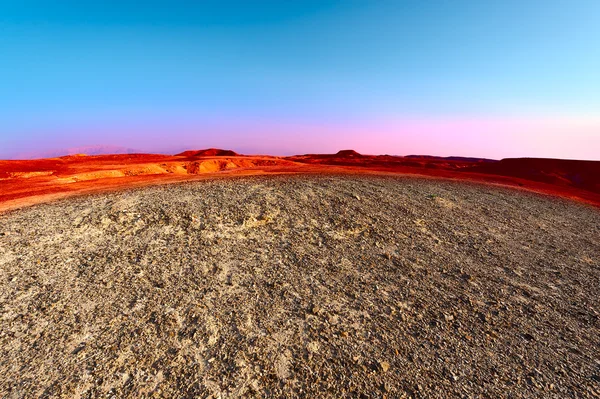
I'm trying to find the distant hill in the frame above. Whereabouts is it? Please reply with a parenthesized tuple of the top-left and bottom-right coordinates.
(176, 148, 239, 157)
(405, 155, 497, 163)
(17, 145, 139, 159)
(336, 149, 363, 158)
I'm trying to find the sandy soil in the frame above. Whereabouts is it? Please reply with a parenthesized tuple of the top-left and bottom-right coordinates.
(0, 175, 599, 398)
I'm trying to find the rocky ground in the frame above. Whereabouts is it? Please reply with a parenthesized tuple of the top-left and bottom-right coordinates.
(0, 175, 599, 398)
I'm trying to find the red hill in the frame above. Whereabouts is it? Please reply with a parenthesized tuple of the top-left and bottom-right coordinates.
(176, 148, 239, 157)
(336, 149, 362, 157)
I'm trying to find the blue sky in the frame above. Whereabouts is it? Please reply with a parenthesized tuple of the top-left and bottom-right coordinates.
(1, 1, 599, 159)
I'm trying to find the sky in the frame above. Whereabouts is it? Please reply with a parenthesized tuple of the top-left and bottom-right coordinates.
(1, 0, 599, 160)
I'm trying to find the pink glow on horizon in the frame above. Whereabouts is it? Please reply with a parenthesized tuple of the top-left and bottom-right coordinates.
(341, 115, 600, 160)
(10, 114, 600, 161)
(162, 114, 599, 160)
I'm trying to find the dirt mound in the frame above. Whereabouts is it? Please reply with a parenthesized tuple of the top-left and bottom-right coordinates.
(176, 148, 239, 157)
(1, 175, 598, 398)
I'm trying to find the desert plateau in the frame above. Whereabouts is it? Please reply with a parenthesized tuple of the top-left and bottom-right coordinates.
(1, 155, 599, 398)
(2, 149, 600, 214)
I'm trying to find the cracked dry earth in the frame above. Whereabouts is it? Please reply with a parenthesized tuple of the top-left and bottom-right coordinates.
(1, 175, 599, 398)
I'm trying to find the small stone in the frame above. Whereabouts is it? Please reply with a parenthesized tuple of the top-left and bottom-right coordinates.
(444, 313, 454, 322)
(522, 333, 535, 341)
(307, 341, 320, 353)
(380, 361, 390, 372)
(71, 343, 86, 355)
(527, 376, 540, 387)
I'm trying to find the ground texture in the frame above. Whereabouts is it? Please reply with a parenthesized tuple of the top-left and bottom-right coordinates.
(0, 175, 599, 398)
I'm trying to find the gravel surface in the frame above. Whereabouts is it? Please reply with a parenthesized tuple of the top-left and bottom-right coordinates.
(1, 175, 599, 398)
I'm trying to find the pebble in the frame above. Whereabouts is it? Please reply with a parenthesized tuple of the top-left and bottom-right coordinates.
(380, 361, 390, 372)
(307, 341, 320, 353)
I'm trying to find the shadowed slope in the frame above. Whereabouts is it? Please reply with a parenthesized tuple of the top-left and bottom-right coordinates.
(468, 158, 600, 193)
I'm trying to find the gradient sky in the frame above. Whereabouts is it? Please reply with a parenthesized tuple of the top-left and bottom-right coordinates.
(1, 0, 599, 159)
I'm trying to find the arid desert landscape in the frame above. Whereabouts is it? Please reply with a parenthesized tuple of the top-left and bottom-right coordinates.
(4, 1, 600, 397)
(2, 149, 600, 213)
(1, 163, 599, 398)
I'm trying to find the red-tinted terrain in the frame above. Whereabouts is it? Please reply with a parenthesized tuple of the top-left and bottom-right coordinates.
(1, 149, 599, 212)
